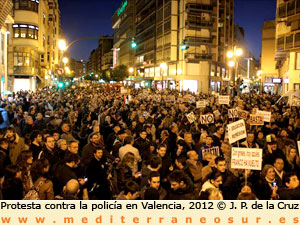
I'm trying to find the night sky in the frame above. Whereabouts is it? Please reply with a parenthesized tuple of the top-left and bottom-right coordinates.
(59, 0, 276, 61)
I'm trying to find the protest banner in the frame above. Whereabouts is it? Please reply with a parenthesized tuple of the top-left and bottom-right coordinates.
(200, 114, 214, 124)
(238, 109, 249, 120)
(231, 147, 263, 170)
(218, 95, 230, 105)
(186, 112, 196, 124)
(228, 108, 238, 119)
(196, 100, 207, 108)
(227, 119, 247, 144)
(202, 146, 220, 157)
(257, 110, 271, 122)
(213, 110, 221, 117)
(249, 114, 264, 125)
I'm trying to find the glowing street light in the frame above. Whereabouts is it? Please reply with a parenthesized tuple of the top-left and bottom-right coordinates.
(58, 39, 67, 51)
(62, 57, 69, 64)
(129, 67, 134, 73)
(228, 61, 235, 67)
(236, 48, 243, 57)
(160, 62, 167, 70)
(227, 51, 234, 58)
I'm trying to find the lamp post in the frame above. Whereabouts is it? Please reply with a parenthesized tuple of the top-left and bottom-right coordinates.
(227, 47, 243, 96)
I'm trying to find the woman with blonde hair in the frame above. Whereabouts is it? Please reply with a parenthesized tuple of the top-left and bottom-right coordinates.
(285, 145, 300, 173)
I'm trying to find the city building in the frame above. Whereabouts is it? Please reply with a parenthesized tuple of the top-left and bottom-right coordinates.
(87, 36, 113, 75)
(69, 58, 87, 78)
(0, 0, 14, 93)
(261, 20, 279, 94)
(7, 0, 61, 92)
(112, 0, 136, 69)
(275, 0, 300, 93)
(116, 0, 235, 93)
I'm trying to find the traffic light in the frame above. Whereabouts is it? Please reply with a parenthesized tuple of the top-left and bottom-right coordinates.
(131, 38, 137, 49)
(57, 81, 64, 89)
(181, 39, 189, 50)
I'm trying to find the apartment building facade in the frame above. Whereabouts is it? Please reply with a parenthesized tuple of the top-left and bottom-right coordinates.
(0, 0, 14, 93)
(7, 0, 61, 92)
(114, 0, 234, 93)
(275, 0, 300, 93)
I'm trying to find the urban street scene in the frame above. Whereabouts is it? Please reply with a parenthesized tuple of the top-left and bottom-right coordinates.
(0, 0, 299, 201)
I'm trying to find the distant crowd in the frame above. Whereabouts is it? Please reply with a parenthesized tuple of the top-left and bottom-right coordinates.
(0, 84, 299, 200)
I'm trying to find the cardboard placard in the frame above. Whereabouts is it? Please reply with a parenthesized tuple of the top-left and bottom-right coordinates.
(213, 110, 221, 117)
(257, 110, 271, 122)
(202, 146, 220, 157)
(228, 108, 239, 119)
(196, 100, 207, 108)
(238, 109, 249, 120)
(186, 112, 196, 124)
(200, 114, 214, 124)
(218, 95, 230, 105)
(227, 119, 247, 144)
(231, 147, 263, 170)
(249, 114, 264, 126)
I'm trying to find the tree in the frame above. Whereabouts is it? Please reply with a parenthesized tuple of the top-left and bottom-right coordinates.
(111, 65, 129, 81)
(101, 69, 112, 82)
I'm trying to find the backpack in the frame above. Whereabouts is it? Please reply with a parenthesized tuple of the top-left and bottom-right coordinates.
(23, 179, 45, 200)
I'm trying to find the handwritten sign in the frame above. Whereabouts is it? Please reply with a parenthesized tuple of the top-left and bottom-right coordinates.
(227, 119, 247, 144)
(257, 110, 271, 122)
(200, 114, 214, 124)
(196, 100, 207, 109)
(186, 112, 197, 124)
(213, 110, 221, 117)
(202, 146, 220, 157)
(238, 109, 249, 120)
(231, 148, 263, 170)
(249, 114, 264, 126)
(228, 108, 238, 119)
(218, 95, 230, 105)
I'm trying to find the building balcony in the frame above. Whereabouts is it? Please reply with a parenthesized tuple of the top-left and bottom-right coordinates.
(276, 32, 300, 51)
(13, 66, 38, 76)
(278, 0, 300, 18)
(186, 3, 213, 14)
(185, 20, 213, 30)
(185, 53, 212, 63)
(185, 36, 213, 46)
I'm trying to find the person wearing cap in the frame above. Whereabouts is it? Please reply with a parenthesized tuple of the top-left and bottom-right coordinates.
(112, 128, 128, 158)
(263, 135, 285, 167)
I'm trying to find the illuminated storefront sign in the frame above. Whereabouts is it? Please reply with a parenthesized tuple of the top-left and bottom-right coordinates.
(117, 0, 128, 16)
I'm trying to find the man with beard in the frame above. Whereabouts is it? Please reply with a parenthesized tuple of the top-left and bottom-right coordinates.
(86, 146, 110, 199)
(38, 136, 59, 167)
(141, 171, 167, 200)
(167, 170, 198, 200)
(5, 127, 25, 165)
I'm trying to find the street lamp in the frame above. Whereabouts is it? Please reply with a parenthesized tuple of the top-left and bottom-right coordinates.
(62, 57, 69, 64)
(129, 67, 134, 73)
(227, 47, 243, 95)
(58, 40, 67, 51)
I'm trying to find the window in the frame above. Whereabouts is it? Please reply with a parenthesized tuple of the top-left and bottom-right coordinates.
(294, 83, 300, 90)
(295, 53, 300, 70)
(13, 24, 39, 40)
(14, 0, 39, 12)
(40, 54, 44, 63)
(13, 52, 31, 67)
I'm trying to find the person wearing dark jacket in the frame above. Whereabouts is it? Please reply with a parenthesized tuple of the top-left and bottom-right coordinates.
(133, 130, 150, 158)
(167, 170, 198, 200)
(279, 172, 300, 200)
(0, 138, 11, 177)
(214, 157, 239, 200)
(86, 147, 110, 200)
(263, 139, 285, 166)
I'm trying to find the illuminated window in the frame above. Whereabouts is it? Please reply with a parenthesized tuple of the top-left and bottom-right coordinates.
(13, 24, 39, 40)
(14, 0, 39, 12)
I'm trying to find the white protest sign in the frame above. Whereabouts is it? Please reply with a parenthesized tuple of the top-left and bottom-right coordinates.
(213, 110, 221, 117)
(228, 108, 238, 119)
(189, 96, 196, 104)
(186, 112, 197, 124)
(227, 119, 247, 144)
(200, 114, 214, 124)
(120, 87, 126, 94)
(218, 95, 230, 105)
(257, 110, 271, 122)
(196, 100, 207, 108)
(249, 114, 264, 126)
(202, 146, 220, 157)
(231, 148, 263, 170)
(238, 109, 249, 120)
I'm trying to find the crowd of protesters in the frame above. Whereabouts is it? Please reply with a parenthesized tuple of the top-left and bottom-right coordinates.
(0, 83, 299, 200)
